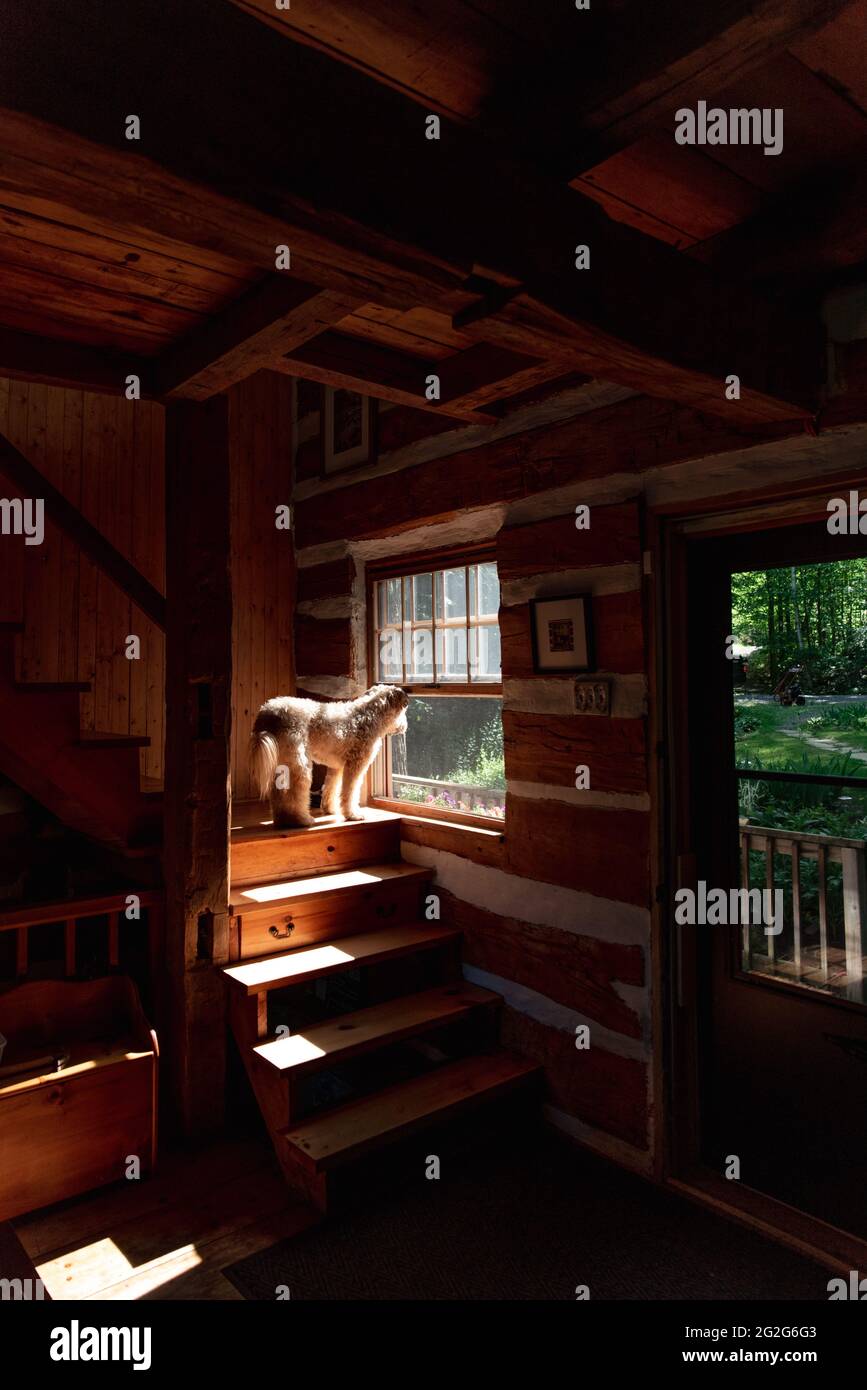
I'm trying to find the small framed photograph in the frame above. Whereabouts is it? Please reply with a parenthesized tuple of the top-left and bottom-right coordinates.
(530, 594, 593, 673)
(321, 386, 375, 475)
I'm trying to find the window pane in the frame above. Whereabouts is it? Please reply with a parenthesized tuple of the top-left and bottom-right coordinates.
(436, 626, 467, 681)
(406, 627, 433, 681)
(385, 577, 402, 626)
(479, 562, 500, 617)
(390, 696, 505, 819)
(437, 567, 467, 621)
(474, 624, 501, 679)
(413, 572, 433, 621)
(378, 627, 402, 681)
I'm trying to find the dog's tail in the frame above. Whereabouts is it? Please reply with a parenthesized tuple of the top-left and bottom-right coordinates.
(249, 723, 282, 802)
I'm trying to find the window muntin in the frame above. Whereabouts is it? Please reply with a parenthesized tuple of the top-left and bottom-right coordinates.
(372, 560, 501, 688)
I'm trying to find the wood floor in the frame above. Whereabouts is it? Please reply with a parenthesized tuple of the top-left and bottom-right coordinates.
(11, 1135, 318, 1300)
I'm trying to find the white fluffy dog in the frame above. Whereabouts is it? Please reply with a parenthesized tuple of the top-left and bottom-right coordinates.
(250, 684, 409, 828)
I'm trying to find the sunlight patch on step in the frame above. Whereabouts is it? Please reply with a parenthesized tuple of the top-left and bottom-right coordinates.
(240, 869, 384, 902)
(255, 1035, 326, 1066)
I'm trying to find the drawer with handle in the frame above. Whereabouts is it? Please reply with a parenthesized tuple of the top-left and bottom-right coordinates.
(235, 864, 434, 960)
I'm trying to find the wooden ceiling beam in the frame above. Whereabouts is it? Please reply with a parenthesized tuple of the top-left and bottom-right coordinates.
(275, 332, 498, 423)
(227, 0, 850, 181)
(154, 276, 359, 400)
(552, 0, 852, 177)
(0, 0, 822, 422)
(0, 324, 154, 396)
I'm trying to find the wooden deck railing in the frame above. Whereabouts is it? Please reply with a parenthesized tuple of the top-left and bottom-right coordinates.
(739, 824, 867, 1003)
(391, 773, 506, 813)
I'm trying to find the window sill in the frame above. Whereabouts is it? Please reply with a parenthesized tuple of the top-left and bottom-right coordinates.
(369, 796, 505, 834)
(369, 797, 507, 864)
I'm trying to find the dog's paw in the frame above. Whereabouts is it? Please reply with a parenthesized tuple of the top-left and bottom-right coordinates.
(343, 807, 365, 822)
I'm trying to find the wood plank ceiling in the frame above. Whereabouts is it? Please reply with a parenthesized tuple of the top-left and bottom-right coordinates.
(0, 0, 863, 421)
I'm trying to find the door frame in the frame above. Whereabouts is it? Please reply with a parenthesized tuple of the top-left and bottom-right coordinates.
(651, 478, 867, 1271)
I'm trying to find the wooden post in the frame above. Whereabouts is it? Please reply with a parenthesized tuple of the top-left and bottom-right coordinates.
(790, 841, 801, 981)
(163, 397, 233, 1136)
(817, 843, 829, 982)
(841, 846, 867, 1004)
(740, 830, 751, 971)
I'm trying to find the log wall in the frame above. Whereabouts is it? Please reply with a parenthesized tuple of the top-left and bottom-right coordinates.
(293, 393, 655, 1170)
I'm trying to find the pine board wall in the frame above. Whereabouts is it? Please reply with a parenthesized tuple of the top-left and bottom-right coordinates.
(0, 376, 165, 782)
(0, 370, 296, 800)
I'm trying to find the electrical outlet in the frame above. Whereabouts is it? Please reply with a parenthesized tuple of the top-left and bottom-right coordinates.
(575, 678, 611, 715)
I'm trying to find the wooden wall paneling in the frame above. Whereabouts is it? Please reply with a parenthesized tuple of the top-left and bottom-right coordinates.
(0, 377, 25, 625)
(94, 395, 124, 733)
(58, 389, 83, 682)
(7, 381, 32, 643)
(142, 404, 166, 784)
(111, 398, 135, 734)
(0, 378, 166, 777)
(130, 404, 152, 776)
(77, 391, 101, 732)
(19, 384, 50, 681)
(40, 387, 64, 683)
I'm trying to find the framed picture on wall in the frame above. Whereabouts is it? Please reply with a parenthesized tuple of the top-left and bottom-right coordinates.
(530, 594, 593, 673)
(321, 386, 375, 475)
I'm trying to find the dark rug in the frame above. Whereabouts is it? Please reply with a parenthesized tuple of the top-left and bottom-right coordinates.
(223, 1129, 832, 1301)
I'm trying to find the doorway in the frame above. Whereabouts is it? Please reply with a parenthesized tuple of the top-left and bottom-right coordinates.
(666, 513, 867, 1240)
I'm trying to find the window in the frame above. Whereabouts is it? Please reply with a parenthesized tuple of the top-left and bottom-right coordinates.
(369, 554, 505, 822)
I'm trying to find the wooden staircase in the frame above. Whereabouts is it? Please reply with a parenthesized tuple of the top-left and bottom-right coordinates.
(225, 808, 540, 1213)
(0, 622, 160, 850)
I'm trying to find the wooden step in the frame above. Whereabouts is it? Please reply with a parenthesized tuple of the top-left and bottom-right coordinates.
(78, 733, 150, 748)
(253, 982, 499, 1076)
(230, 807, 401, 886)
(232, 862, 429, 911)
(281, 1050, 541, 1173)
(231, 862, 435, 959)
(224, 922, 460, 996)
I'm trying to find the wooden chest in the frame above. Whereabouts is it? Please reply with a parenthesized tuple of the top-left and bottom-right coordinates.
(0, 976, 158, 1222)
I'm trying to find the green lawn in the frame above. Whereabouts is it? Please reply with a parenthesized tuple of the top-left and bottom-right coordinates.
(733, 700, 867, 778)
(733, 698, 847, 772)
(807, 728, 867, 755)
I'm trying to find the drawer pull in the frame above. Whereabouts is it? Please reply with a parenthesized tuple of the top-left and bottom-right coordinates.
(375, 903, 397, 919)
(269, 922, 295, 940)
